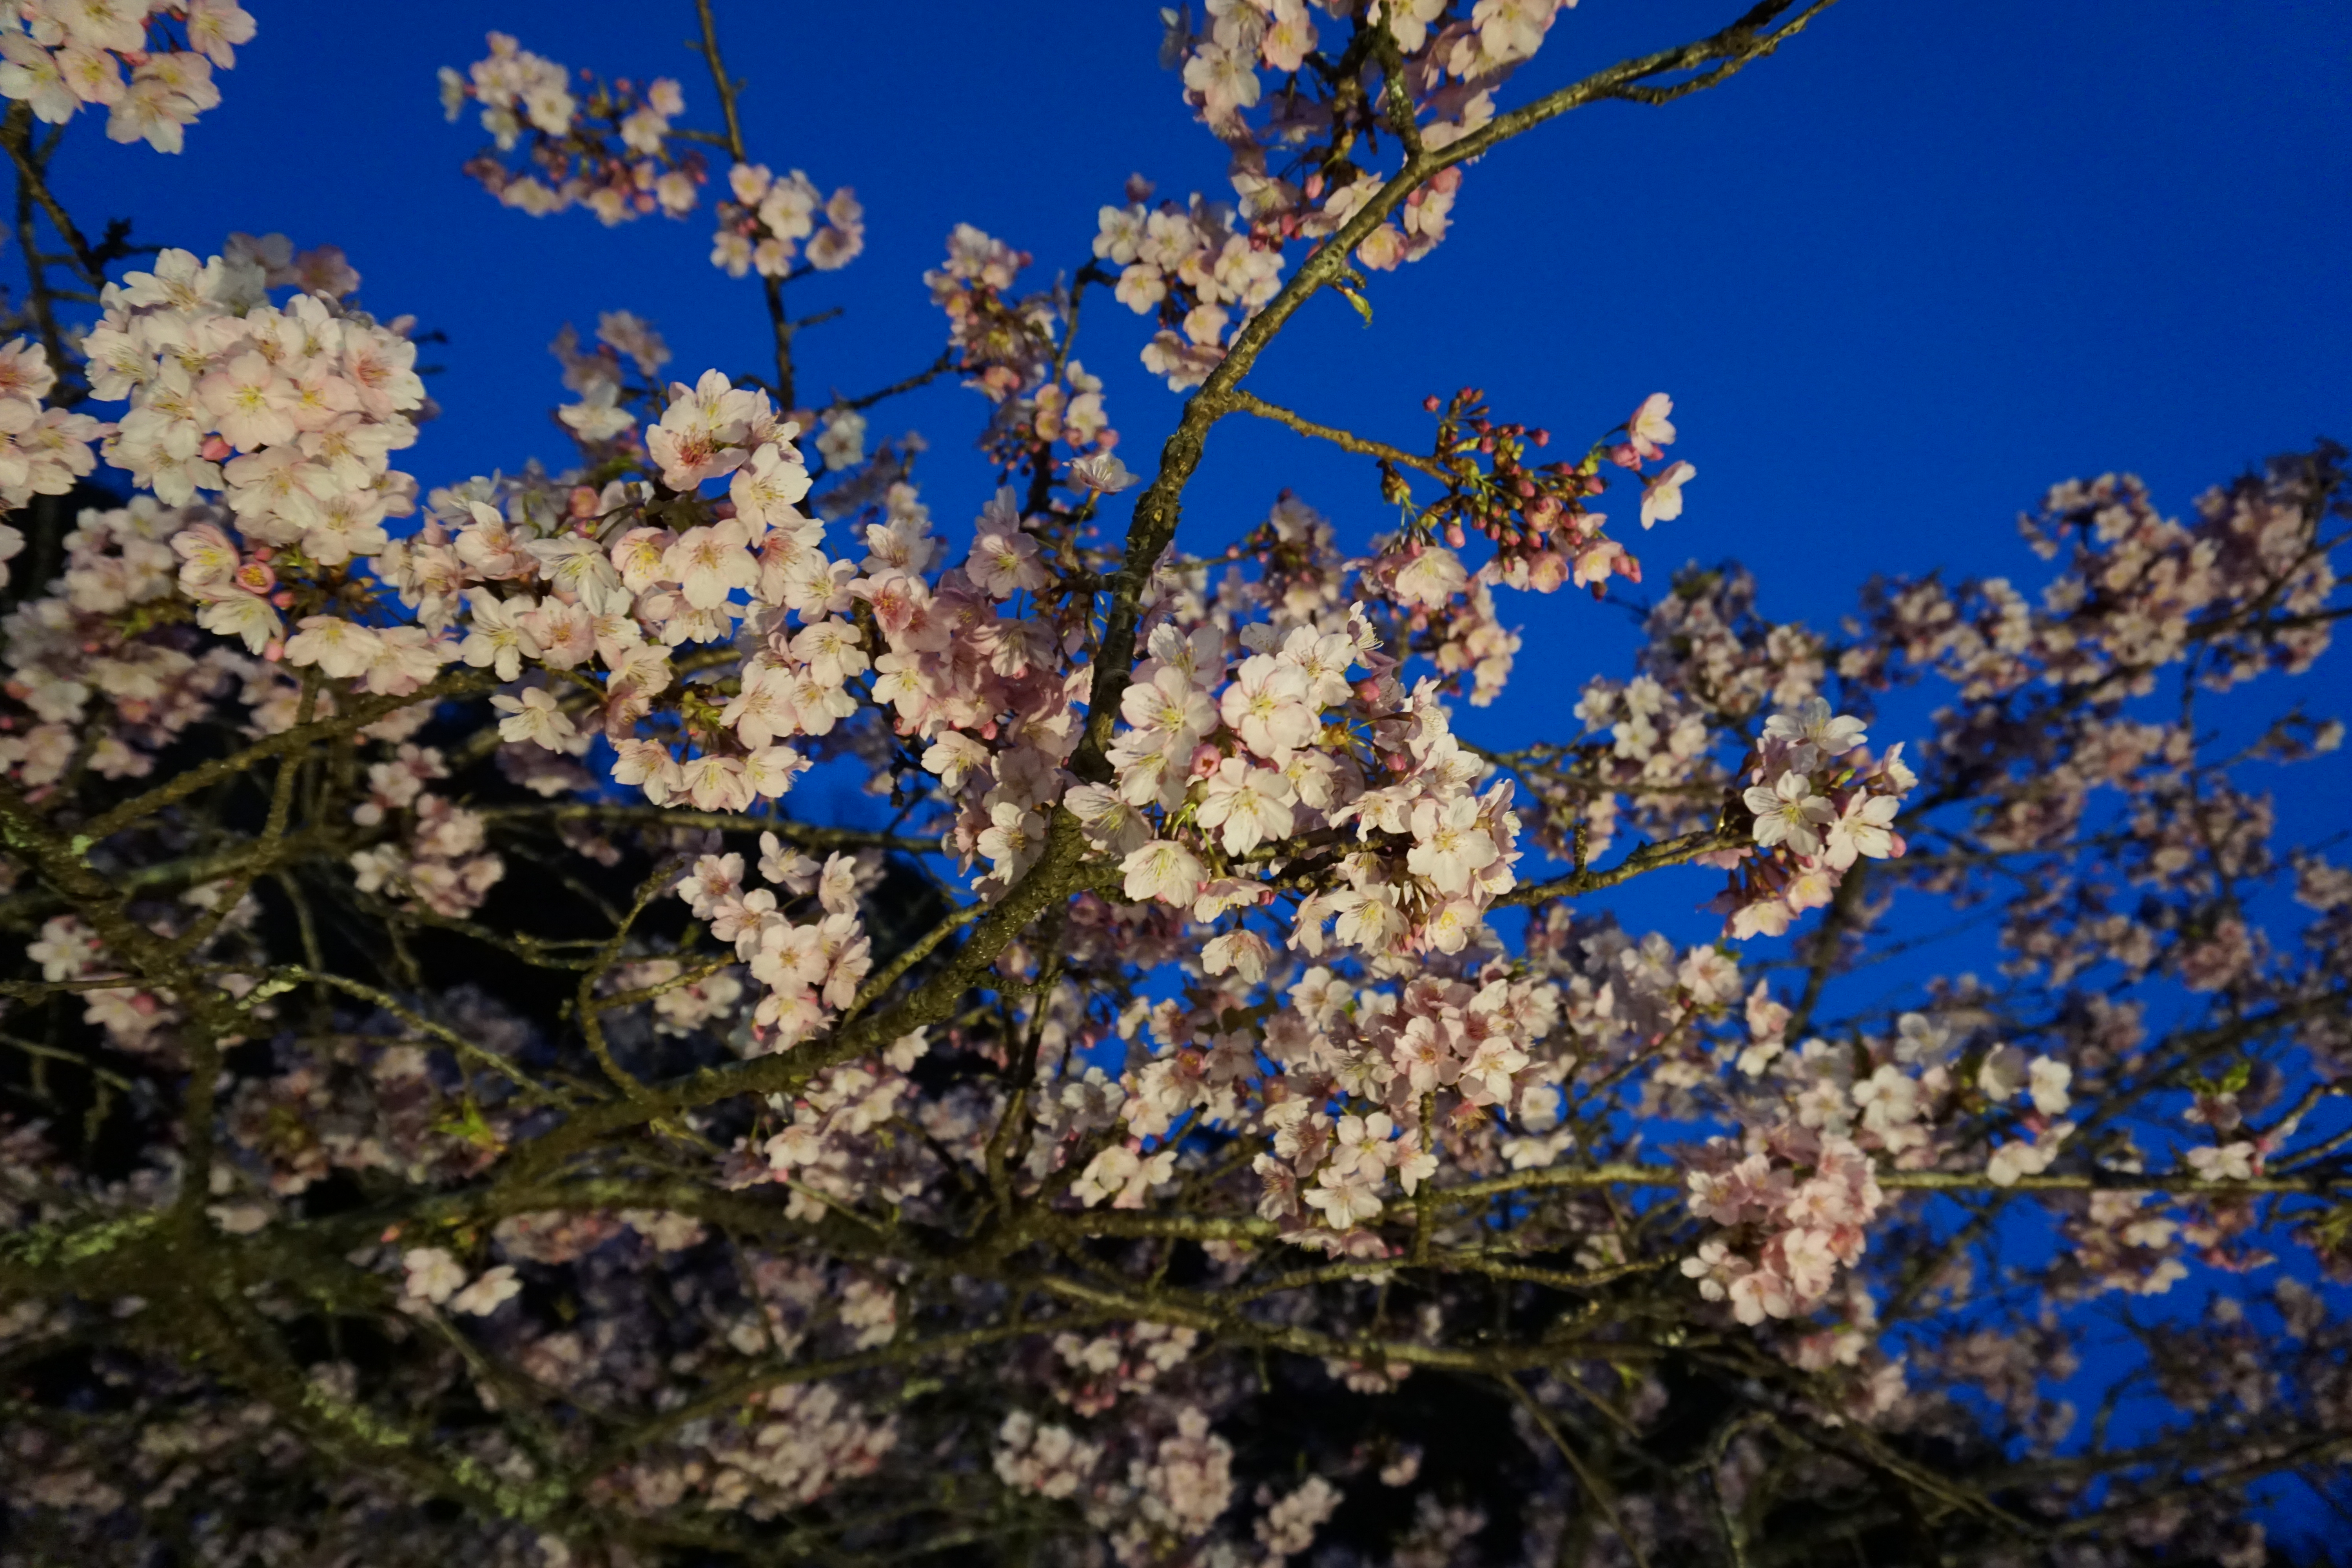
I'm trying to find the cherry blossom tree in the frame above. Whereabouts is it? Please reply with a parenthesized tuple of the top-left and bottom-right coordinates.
(2, 3, 2348, 1564)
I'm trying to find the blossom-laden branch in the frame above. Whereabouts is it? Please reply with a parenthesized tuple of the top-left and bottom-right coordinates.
(0, 4, 2347, 1568)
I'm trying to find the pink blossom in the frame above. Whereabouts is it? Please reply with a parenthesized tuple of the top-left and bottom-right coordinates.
(1219, 654, 1317, 761)
(1823, 790, 1900, 868)
(1405, 795, 1499, 895)
(1639, 460, 1695, 529)
(1762, 696, 1868, 767)
(1069, 452, 1140, 494)
(490, 688, 577, 751)
(967, 516, 1050, 599)
(448, 1265, 522, 1317)
(1628, 392, 1676, 459)
(663, 520, 759, 609)
(283, 615, 381, 680)
(1744, 770, 1835, 857)
(1194, 757, 1298, 855)
(1122, 839, 1205, 906)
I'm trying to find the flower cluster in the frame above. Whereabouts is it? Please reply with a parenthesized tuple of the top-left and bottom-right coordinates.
(924, 225, 1123, 477)
(679, 837, 873, 1053)
(1682, 1122, 1888, 1325)
(26, 912, 175, 1052)
(995, 1406, 1245, 1565)
(0, 338, 105, 525)
(0, 0, 251, 151)
(1094, 189, 1285, 392)
(348, 753, 507, 919)
(2, 494, 247, 789)
(81, 244, 423, 662)
(710, 161, 864, 279)
(441, 33, 702, 223)
(1719, 696, 1915, 938)
(368, 372, 836, 812)
(1097, 0, 1581, 386)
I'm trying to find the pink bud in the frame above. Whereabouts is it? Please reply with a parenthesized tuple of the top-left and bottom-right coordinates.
(200, 434, 232, 462)
(263, 639, 285, 662)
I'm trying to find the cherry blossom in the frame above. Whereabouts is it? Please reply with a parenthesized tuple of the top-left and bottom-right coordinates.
(0, 8, 2341, 1564)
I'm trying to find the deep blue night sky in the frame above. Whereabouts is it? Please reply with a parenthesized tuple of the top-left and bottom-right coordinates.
(34, 0, 2352, 1536)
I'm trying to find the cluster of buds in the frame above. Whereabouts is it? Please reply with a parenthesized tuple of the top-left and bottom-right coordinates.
(1396, 386, 1584, 575)
(1375, 389, 1699, 600)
